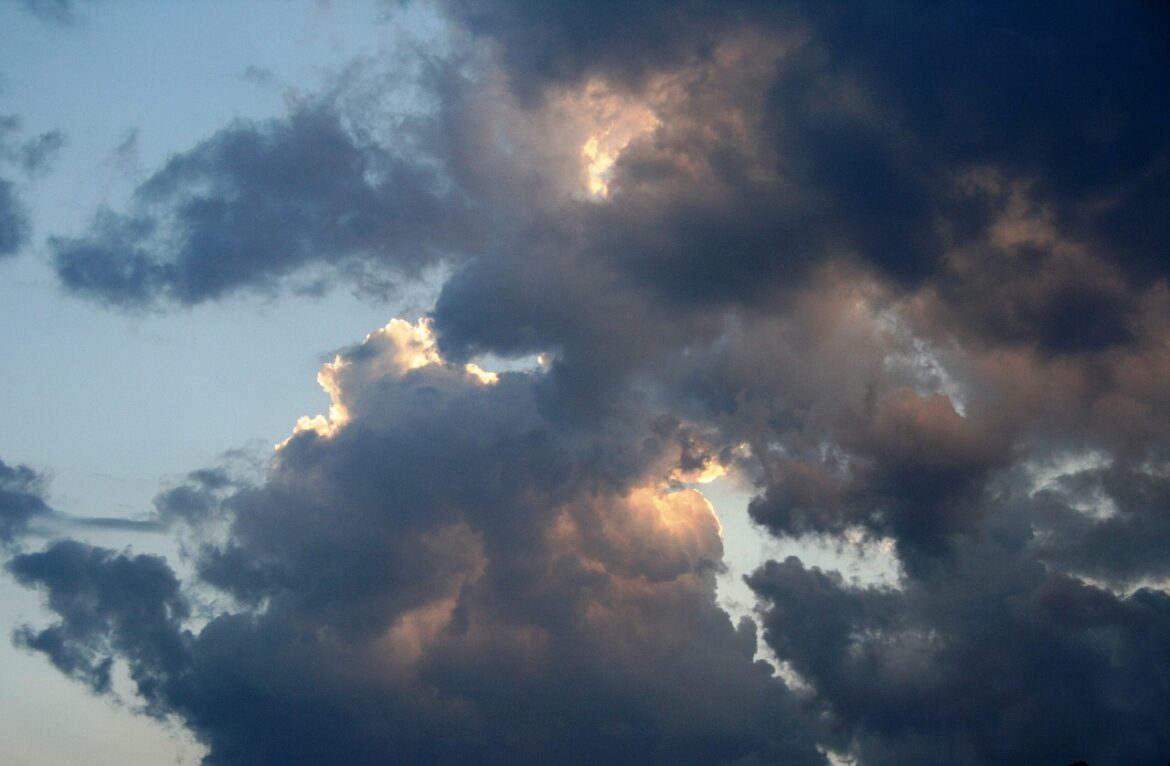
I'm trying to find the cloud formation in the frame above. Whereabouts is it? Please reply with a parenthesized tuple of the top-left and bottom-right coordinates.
(8, 2, 1170, 764)
(53, 104, 474, 307)
(9, 324, 823, 765)
(0, 459, 53, 546)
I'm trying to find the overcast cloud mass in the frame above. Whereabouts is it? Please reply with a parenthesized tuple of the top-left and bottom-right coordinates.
(2, 1, 1169, 764)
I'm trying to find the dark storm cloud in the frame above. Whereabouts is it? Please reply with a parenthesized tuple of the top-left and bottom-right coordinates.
(929, 243, 1140, 355)
(7, 539, 190, 710)
(17, 128, 66, 176)
(427, 5, 1170, 762)
(774, 1, 1170, 283)
(53, 104, 474, 307)
(750, 540, 1170, 765)
(747, 389, 1010, 572)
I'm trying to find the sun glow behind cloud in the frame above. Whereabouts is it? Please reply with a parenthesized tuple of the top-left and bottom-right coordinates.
(573, 81, 660, 198)
(280, 317, 499, 447)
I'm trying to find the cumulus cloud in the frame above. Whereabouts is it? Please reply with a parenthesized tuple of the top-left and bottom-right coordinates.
(8, 2, 1170, 764)
(7, 324, 823, 765)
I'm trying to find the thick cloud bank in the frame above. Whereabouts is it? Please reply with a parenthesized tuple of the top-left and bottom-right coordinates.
(7, 323, 823, 765)
(7, 2, 1170, 765)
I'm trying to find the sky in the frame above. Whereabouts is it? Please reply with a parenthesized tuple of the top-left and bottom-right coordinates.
(0, 1, 1167, 765)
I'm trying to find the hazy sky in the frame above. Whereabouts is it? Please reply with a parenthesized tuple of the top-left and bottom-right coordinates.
(1, 2, 1167, 765)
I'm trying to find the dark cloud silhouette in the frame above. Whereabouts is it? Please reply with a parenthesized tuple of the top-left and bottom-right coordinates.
(750, 540, 1170, 765)
(7, 540, 190, 709)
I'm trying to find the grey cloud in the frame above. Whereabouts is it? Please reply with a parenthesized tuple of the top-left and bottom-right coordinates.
(931, 244, 1140, 356)
(18, 129, 66, 176)
(1, 117, 66, 258)
(67, 516, 166, 533)
(749, 539, 1170, 765)
(153, 466, 237, 527)
(53, 104, 475, 307)
(45, 1, 1167, 359)
(748, 389, 1010, 572)
(9, 329, 825, 766)
(7, 539, 191, 712)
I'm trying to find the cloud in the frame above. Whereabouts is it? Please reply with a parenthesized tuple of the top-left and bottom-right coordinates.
(0, 459, 53, 546)
(8, 322, 824, 766)
(439, 0, 740, 102)
(0, 458, 169, 546)
(19, 0, 91, 26)
(53, 102, 475, 307)
(430, 0, 1166, 351)
(17, 129, 66, 176)
(0, 115, 66, 258)
(750, 542, 1170, 764)
(1029, 461, 1170, 588)
(747, 387, 1009, 572)
(7, 539, 190, 710)
(0, 179, 29, 258)
(9, 2, 1170, 764)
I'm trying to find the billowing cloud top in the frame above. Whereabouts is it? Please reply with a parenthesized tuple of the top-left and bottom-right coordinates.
(5, 2, 1170, 765)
